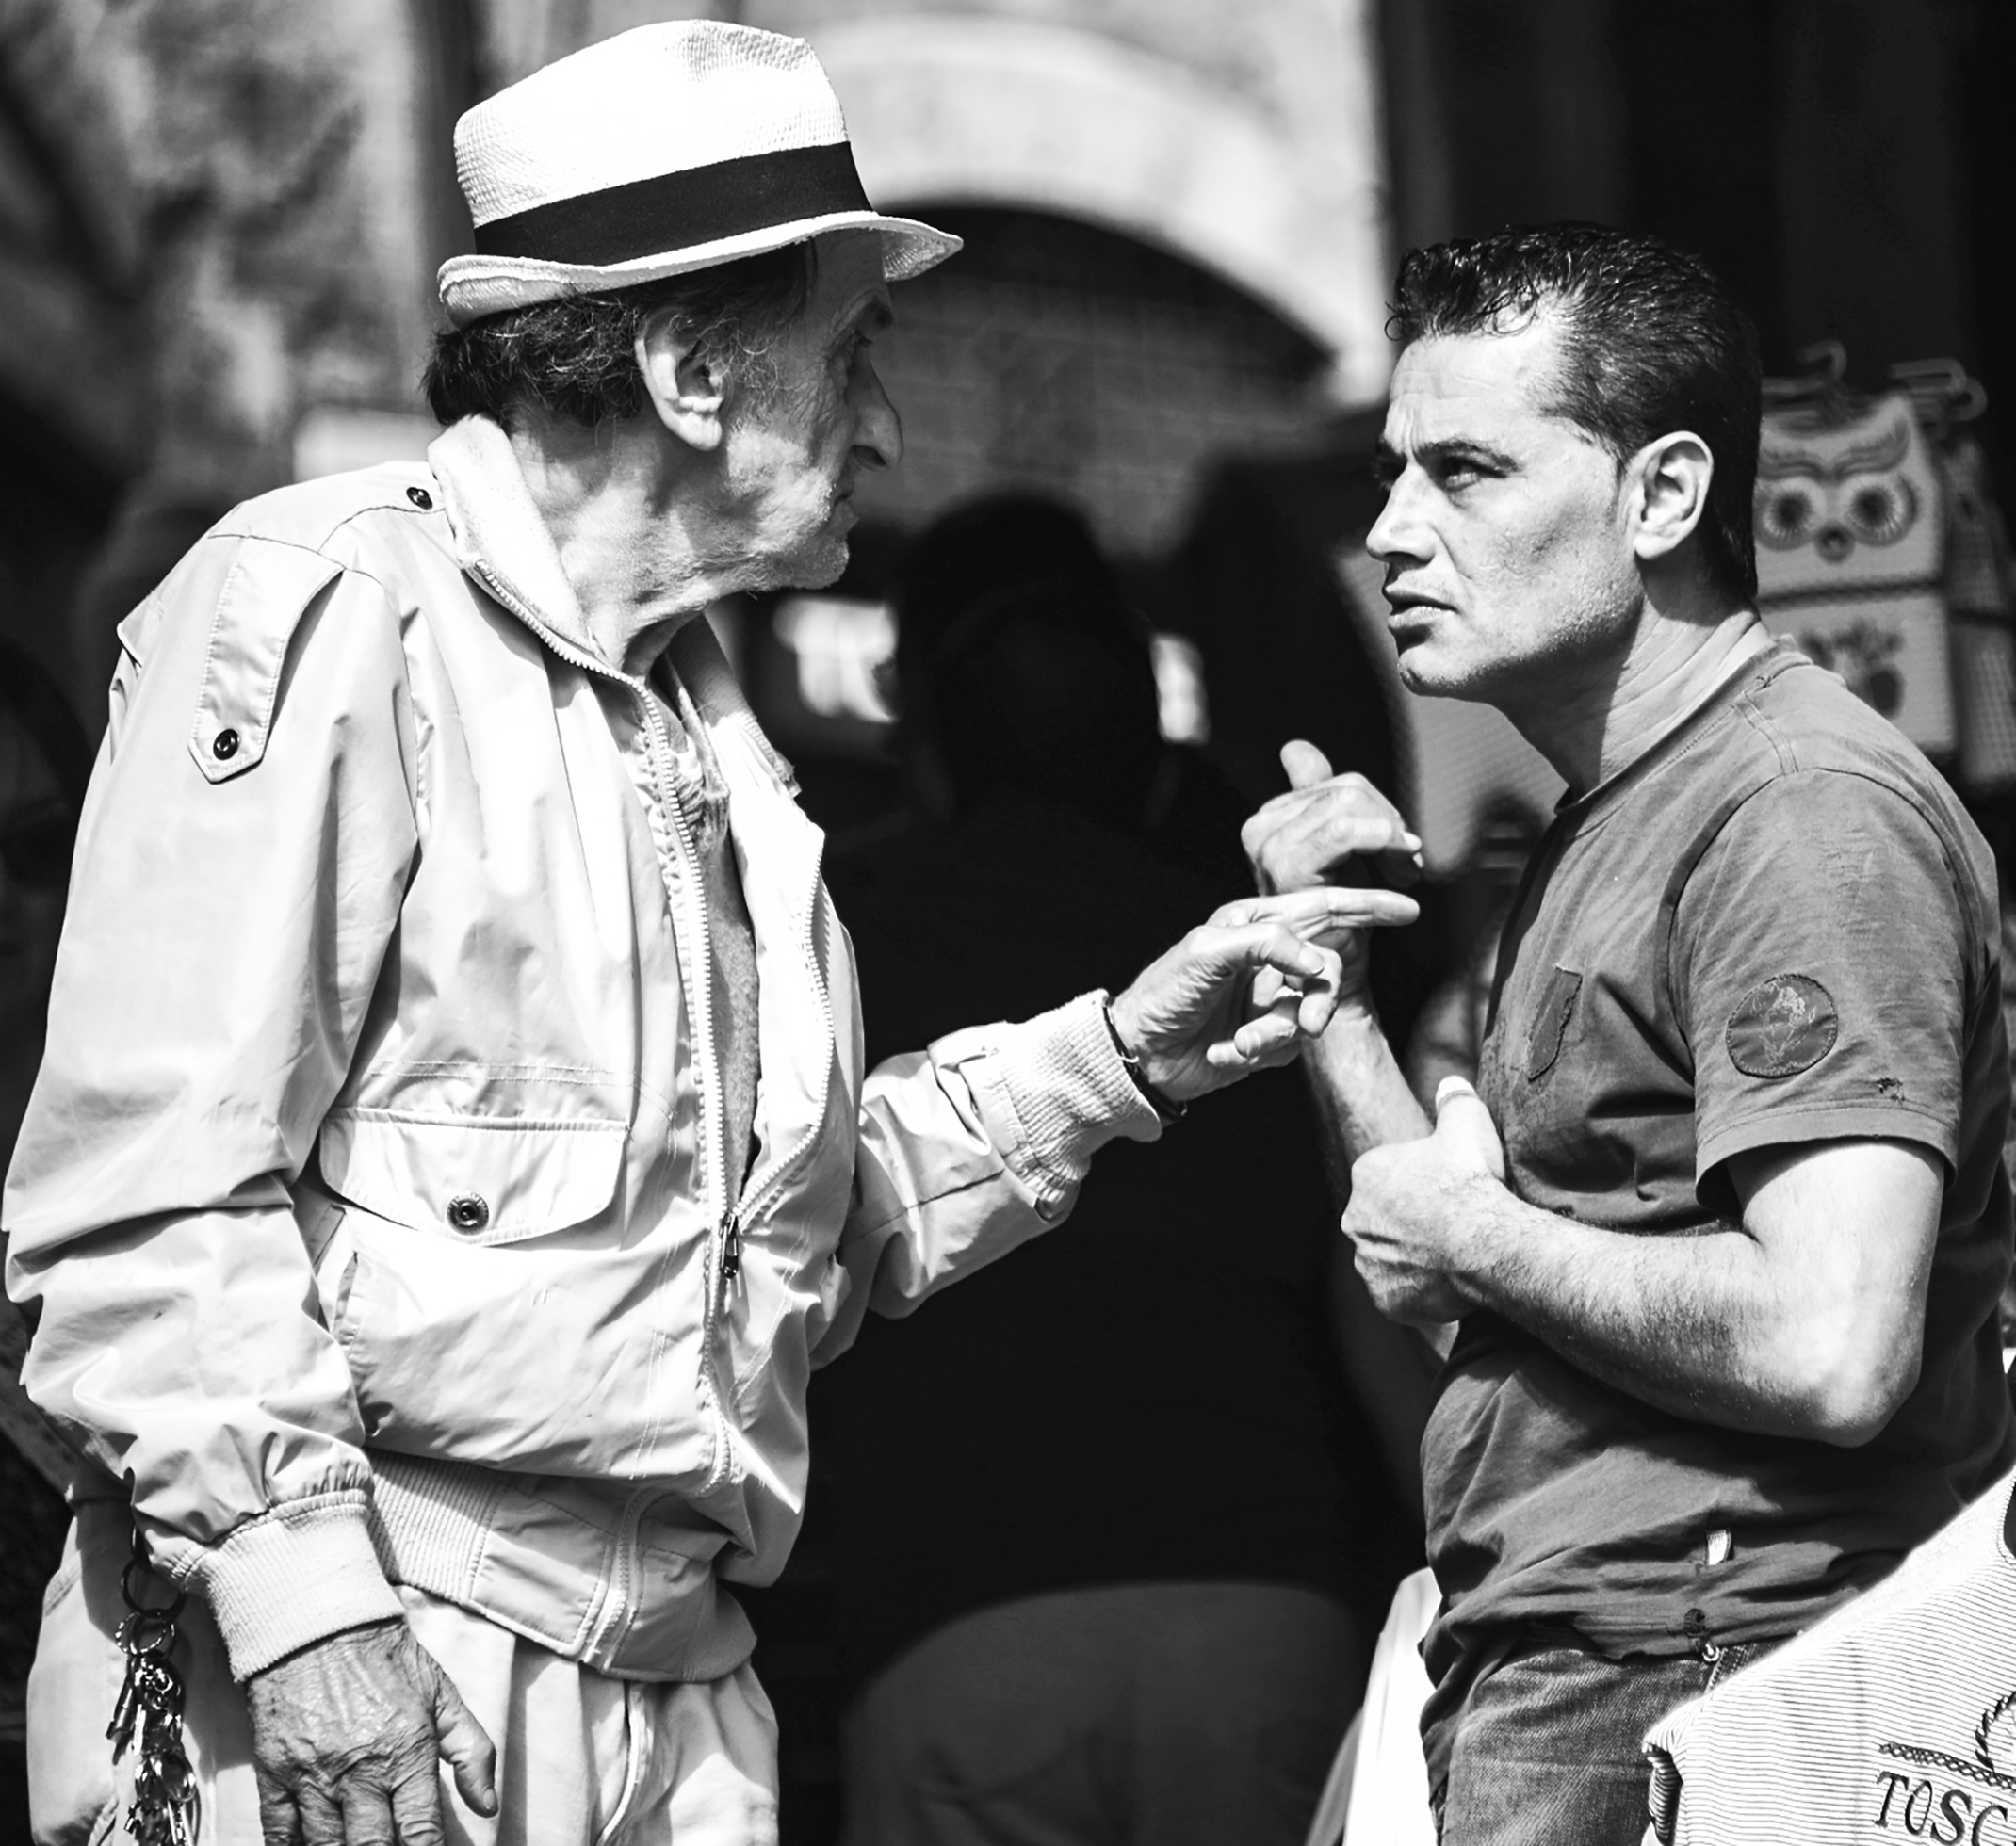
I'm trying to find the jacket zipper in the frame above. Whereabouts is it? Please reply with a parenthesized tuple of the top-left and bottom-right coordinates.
(469, 563, 844, 1511)
(468, 560, 787, 1658)
(633, 683, 737, 1292)
(722, 849, 836, 1239)
(467, 563, 739, 1294)
(583, 1485, 654, 1662)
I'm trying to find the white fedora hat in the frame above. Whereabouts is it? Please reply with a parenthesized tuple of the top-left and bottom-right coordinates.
(437, 20, 961, 328)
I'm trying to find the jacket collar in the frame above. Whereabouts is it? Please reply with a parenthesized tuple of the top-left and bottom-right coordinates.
(427, 414, 794, 788)
(429, 414, 602, 665)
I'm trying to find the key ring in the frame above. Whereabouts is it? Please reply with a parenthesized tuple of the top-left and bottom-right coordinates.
(108, 1521, 201, 1845)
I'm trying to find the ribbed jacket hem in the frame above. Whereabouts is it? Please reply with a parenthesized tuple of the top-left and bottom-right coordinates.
(194, 1490, 405, 1679)
(366, 1452, 758, 1683)
(366, 1449, 502, 1601)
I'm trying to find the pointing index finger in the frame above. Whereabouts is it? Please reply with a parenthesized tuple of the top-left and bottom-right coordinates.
(1256, 886, 1422, 932)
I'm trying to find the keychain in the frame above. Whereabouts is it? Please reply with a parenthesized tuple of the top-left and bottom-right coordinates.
(107, 1524, 200, 1846)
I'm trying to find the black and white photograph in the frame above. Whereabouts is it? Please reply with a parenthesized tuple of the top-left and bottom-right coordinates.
(2, 4, 2014, 1843)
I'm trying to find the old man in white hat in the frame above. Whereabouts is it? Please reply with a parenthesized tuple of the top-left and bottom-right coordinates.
(3, 21, 1409, 1846)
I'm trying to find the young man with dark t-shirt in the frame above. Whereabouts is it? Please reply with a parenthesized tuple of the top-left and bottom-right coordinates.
(1243, 224, 2015, 1846)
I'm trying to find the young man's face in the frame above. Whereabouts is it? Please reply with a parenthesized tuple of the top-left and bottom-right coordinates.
(720, 230, 902, 591)
(1367, 312, 1644, 705)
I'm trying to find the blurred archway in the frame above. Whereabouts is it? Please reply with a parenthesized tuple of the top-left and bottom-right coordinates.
(808, 11, 1390, 405)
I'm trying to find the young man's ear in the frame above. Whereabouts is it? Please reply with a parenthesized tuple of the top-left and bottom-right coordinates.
(637, 311, 728, 453)
(1631, 431, 1715, 567)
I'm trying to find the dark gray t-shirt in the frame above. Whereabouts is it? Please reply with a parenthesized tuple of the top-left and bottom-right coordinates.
(1422, 643, 2014, 1705)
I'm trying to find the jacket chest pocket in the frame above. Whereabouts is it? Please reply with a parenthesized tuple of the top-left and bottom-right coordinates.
(317, 1109, 627, 1245)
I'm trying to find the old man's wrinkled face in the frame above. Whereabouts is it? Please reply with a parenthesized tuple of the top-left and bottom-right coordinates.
(723, 229, 902, 591)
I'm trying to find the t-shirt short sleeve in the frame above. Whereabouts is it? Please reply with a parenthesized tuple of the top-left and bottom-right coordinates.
(1673, 768, 1972, 1190)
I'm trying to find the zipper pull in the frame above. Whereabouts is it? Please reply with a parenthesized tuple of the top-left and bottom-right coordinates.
(720, 1210, 742, 1291)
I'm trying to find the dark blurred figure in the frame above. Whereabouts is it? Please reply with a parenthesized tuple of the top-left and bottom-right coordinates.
(0, 639, 91, 1839)
(880, 494, 1260, 900)
(1167, 427, 1399, 820)
(819, 497, 1412, 1846)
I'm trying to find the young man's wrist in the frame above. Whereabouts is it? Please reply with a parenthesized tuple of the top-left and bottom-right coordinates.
(1437, 1166, 1517, 1314)
(1321, 995, 1387, 1047)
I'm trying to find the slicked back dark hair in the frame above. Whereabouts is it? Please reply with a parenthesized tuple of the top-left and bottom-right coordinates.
(423, 241, 816, 430)
(1390, 223, 1762, 603)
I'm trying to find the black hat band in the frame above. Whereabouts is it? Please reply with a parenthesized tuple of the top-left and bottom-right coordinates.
(473, 140, 872, 267)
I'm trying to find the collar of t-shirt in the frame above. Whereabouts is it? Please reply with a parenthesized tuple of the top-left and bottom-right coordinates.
(1554, 635, 1795, 829)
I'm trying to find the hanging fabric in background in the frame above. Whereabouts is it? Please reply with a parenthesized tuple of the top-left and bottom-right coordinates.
(1754, 381, 1954, 752)
(1756, 349, 2016, 786)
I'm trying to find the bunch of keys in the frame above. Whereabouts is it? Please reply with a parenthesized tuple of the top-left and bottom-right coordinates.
(107, 1526, 200, 1846)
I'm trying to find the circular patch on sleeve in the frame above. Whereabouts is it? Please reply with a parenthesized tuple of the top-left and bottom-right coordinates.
(1725, 974, 1839, 1078)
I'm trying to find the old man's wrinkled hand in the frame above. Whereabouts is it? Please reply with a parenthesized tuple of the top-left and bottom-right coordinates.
(1342, 1077, 1507, 1326)
(1107, 885, 1420, 1104)
(247, 1620, 496, 1845)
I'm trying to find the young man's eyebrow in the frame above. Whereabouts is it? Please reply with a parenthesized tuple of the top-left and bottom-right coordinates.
(1372, 436, 1519, 477)
(1417, 437, 1519, 471)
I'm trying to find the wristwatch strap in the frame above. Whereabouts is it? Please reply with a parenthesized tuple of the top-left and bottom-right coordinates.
(1099, 993, 1188, 1125)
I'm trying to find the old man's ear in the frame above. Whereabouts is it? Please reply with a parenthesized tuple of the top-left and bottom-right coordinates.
(1631, 430, 1715, 567)
(637, 311, 728, 453)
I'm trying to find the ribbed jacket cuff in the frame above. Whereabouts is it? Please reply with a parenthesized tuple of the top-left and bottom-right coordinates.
(192, 1490, 405, 1679)
(988, 991, 1163, 1208)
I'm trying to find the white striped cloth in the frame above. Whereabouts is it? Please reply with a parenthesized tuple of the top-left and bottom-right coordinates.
(1643, 1466, 2016, 1845)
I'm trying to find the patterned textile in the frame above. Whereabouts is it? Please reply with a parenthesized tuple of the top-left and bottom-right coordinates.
(1643, 1469, 2016, 1844)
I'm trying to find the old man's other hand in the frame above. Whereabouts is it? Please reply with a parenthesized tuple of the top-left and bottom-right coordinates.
(247, 1620, 496, 1846)
(1107, 885, 1419, 1102)
(1342, 1076, 1506, 1327)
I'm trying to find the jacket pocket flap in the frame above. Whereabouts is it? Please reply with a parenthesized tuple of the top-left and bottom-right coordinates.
(317, 1111, 626, 1243)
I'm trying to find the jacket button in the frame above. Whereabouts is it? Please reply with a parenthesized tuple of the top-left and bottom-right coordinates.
(407, 486, 433, 510)
(211, 728, 240, 760)
(447, 1194, 489, 1233)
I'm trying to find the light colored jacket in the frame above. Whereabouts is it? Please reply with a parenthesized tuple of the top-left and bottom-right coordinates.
(3, 416, 1159, 1683)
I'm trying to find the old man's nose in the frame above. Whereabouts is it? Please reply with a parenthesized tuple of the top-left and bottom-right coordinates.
(851, 359, 903, 471)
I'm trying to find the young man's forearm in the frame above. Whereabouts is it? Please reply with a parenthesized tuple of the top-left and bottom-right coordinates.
(1301, 1005, 1431, 1194)
(1303, 1005, 1455, 1368)
(1443, 1181, 1898, 1444)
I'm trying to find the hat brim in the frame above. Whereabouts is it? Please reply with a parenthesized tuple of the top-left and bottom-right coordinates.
(438, 210, 961, 327)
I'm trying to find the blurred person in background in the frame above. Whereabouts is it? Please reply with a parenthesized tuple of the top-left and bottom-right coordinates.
(821, 496, 1422, 1846)
(1244, 223, 2013, 1845)
(0, 638, 90, 1842)
(871, 494, 1266, 901)
(0, 24, 1403, 1846)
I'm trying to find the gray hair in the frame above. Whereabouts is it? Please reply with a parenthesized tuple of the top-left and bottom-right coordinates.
(423, 242, 817, 429)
